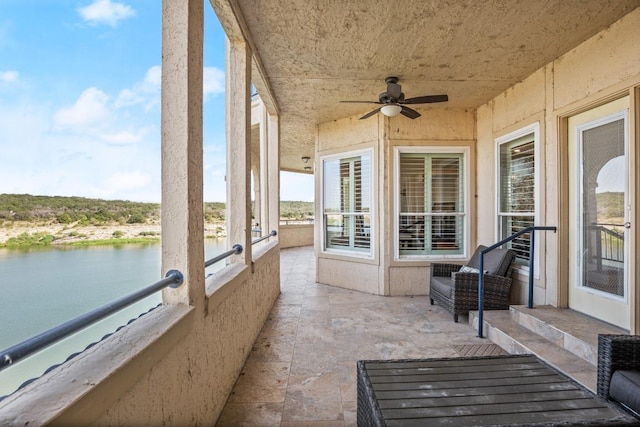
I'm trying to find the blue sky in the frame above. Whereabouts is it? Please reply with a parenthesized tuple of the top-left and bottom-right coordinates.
(0, 0, 313, 202)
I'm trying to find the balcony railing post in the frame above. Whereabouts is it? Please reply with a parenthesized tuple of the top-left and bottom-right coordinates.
(478, 255, 485, 338)
(528, 231, 535, 309)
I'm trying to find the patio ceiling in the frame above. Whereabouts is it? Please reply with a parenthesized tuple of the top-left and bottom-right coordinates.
(211, 0, 640, 172)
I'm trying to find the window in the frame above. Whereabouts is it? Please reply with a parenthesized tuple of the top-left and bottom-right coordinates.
(396, 148, 468, 258)
(322, 151, 372, 255)
(497, 124, 538, 262)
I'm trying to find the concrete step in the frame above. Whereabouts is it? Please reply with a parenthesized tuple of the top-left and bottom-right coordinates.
(470, 305, 628, 392)
(507, 305, 625, 365)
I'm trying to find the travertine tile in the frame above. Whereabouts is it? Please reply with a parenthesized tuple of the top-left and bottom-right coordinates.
(217, 246, 486, 426)
(226, 360, 291, 403)
(216, 402, 283, 427)
(282, 372, 344, 422)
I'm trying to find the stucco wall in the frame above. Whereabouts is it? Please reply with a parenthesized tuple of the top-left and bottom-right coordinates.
(316, 109, 476, 295)
(385, 109, 476, 295)
(316, 115, 381, 294)
(0, 244, 281, 426)
(95, 243, 280, 425)
(279, 224, 314, 248)
(475, 7, 640, 307)
(315, 8, 640, 301)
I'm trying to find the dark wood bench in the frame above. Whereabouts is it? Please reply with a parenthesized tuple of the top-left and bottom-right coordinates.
(357, 354, 640, 426)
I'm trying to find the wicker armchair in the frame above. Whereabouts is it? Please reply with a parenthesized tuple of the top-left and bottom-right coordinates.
(597, 334, 640, 417)
(429, 245, 516, 322)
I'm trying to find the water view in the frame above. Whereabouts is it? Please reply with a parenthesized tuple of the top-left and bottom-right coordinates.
(0, 239, 226, 397)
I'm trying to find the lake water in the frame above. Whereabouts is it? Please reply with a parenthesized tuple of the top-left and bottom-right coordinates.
(0, 239, 226, 398)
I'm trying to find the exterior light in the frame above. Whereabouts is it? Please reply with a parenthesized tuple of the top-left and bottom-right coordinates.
(381, 104, 402, 117)
(304, 166, 312, 172)
(301, 156, 311, 163)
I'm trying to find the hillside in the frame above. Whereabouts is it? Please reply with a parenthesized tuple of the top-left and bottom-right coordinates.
(0, 194, 314, 247)
(0, 194, 313, 225)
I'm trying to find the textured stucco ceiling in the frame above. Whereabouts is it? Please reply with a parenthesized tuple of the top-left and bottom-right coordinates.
(211, 0, 640, 172)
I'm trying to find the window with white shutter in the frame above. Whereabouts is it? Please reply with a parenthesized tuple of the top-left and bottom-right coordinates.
(497, 129, 537, 262)
(396, 148, 468, 258)
(322, 151, 372, 255)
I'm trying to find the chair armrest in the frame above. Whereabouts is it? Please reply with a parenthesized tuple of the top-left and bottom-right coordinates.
(452, 273, 512, 294)
(451, 273, 513, 311)
(597, 334, 640, 399)
(431, 263, 462, 277)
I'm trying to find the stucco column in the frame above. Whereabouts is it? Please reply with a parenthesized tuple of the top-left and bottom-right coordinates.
(258, 105, 269, 235)
(160, 0, 205, 306)
(226, 38, 252, 264)
(267, 113, 280, 235)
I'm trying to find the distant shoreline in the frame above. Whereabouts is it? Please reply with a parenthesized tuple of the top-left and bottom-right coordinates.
(0, 221, 226, 248)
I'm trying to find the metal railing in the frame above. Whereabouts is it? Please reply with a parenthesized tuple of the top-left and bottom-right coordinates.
(592, 223, 625, 267)
(0, 270, 184, 371)
(251, 229, 277, 245)
(1, 229, 278, 372)
(205, 244, 244, 268)
(477, 226, 557, 338)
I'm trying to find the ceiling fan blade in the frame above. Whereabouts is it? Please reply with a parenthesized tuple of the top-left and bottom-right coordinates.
(360, 107, 382, 120)
(340, 100, 382, 104)
(402, 94, 448, 104)
(400, 106, 421, 119)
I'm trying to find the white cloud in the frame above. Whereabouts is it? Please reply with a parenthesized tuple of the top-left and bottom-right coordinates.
(53, 87, 111, 128)
(0, 70, 18, 82)
(101, 130, 143, 145)
(116, 65, 223, 109)
(144, 65, 161, 86)
(115, 66, 160, 109)
(78, 0, 136, 27)
(204, 67, 225, 99)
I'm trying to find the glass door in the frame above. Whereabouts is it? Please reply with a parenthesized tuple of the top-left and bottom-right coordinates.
(568, 97, 630, 329)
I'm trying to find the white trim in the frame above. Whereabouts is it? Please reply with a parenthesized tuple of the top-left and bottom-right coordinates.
(495, 122, 541, 278)
(319, 148, 375, 259)
(393, 146, 471, 261)
(575, 110, 629, 303)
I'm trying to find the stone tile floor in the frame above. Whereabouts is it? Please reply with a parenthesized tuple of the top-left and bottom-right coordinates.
(216, 246, 492, 426)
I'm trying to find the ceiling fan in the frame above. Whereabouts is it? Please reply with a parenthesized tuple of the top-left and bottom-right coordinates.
(340, 76, 448, 120)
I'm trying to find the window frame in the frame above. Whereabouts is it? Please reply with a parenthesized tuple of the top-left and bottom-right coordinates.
(320, 148, 374, 259)
(393, 146, 470, 261)
(495, 122, 541, 276)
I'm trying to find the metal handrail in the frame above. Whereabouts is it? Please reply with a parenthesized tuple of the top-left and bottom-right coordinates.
(477, 226, 557, 338)
(2, 230, 279, 371)
(204, 229, 276, 268)
(0, 270, 184, 371)
(252, 229, 277, 245)
(205, 244, 243, 268)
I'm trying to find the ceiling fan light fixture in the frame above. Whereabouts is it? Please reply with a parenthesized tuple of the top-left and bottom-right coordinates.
(381, 104, 402, 117)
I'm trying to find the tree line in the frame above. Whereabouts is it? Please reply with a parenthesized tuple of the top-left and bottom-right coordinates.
(0, 194, 313, 224)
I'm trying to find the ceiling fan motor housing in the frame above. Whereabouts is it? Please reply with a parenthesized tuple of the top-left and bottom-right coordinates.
(340, 76, 448, 120)
(379, 92, 395, 104)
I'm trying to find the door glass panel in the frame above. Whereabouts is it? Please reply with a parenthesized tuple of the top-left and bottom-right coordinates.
(581, 118, 625, 297)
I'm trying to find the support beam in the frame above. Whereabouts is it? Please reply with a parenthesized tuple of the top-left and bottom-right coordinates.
(259, 104, 269, 234)
(267, 113, 280, 235)
(160, 0, 205, 306)
(226, 38, 252, 264)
